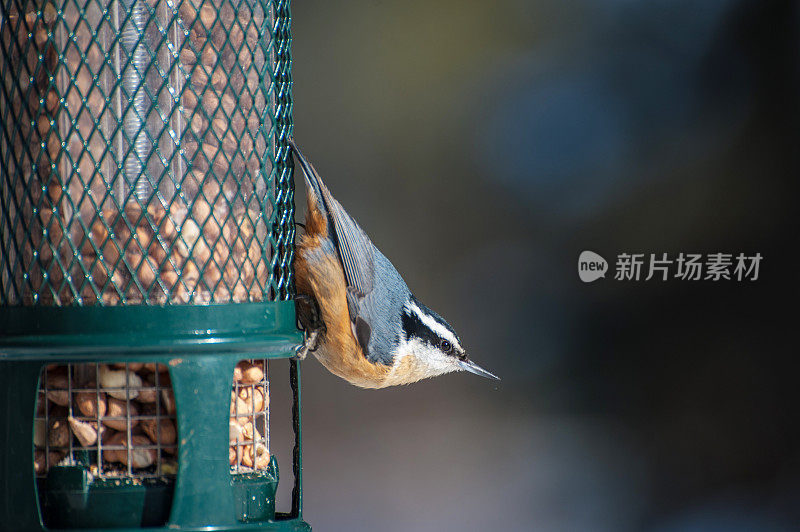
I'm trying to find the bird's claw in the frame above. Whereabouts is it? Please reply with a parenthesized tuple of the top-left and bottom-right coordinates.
(293, 328, 320, 360)
(295, 294, 322, 327)
(293, 294, 324, 360)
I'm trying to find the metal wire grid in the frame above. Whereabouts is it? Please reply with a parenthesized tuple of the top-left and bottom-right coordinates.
(35, 359, 272, 479)
(35, 363, 177, 479)
(270, 0, 292, 302)
(0, 0, 294, 306)
(230, 358, 270, 473)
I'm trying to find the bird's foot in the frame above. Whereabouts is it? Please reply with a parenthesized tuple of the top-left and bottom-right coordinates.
(294, 328, 320, 360)
(293, 294, 325, 360)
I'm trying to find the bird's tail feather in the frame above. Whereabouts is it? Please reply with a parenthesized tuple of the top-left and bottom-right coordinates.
(287, 137, 327, 213)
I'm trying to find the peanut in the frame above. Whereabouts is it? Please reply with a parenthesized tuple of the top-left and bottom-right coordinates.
(235, 361, 264, 384)
(45, 370, 70, 406)
(69, 416, 101, 447)
(141, 418, 177, 445)
(98, 364, 142, 400)
(34, 451, 65, 475)
(103, 396, 139, 431)
(104, 433, 156, 469)
(75, 390, 107, 418)
(47, 418, 70, 448)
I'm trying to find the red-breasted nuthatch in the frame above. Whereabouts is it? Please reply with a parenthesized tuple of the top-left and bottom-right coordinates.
(289, 138, 499, 388)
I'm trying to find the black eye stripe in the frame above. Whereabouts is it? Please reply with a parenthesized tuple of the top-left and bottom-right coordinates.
(402, 307, 461, 354)
(402, 309, 440, 347)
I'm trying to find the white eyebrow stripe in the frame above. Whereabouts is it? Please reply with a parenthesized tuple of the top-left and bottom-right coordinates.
(406, 301, 462, 351)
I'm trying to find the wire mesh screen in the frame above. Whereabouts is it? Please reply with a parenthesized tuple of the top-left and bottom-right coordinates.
(35, 359, 272, 479)
(230, 359, 270, 472)
(35, 363, 178, 478)
(0, 0, 293, 305)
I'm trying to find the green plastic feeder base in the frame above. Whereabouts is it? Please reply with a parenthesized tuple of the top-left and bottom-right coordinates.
(0, 302, 310, 531)
(37, 460, 280, 528)
(38, 468, 175, 528)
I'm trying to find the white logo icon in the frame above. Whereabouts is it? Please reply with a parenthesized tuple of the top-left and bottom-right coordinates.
(578, 251, 608, 283)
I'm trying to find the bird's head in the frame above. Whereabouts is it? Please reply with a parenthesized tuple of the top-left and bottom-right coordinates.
(397, 296, 499, 382)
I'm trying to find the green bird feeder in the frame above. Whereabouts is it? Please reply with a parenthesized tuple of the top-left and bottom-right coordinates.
(0, 0, 309, 528)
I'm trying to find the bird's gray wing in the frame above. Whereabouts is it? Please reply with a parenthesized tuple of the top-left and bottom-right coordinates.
(325, 195, 376, 358)
(289, 139, 376, 359)
(323, 194, 375, 297)
(289, 138, 375, 297)
(347, 287, 373, 360)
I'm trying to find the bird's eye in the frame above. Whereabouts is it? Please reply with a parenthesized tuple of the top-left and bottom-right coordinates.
(439, 340, 452, 352)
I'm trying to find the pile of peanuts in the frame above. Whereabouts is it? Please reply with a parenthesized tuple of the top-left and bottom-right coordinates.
(178, 0, 266, 188)
(83, 198, 268, 305)
(34, 363, 177, 476)
(1, 0, 273, 305)
(74, 0, 269, 305)
(34, 359, 270, 477)
(0, 3, 61, 305)
(229, 360, 271, 471)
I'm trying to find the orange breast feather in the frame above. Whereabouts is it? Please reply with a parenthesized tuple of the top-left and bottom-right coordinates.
(295, 205, 391, 388)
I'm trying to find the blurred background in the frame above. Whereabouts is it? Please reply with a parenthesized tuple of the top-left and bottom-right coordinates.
(273, 0, 799, 530)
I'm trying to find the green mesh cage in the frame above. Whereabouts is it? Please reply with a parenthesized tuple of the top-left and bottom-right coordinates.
(0, 0, 294, 306)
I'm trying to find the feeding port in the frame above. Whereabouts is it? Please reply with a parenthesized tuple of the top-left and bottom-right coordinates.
(34, 360, 270, 479)
(34, 363, 179, 480)
(31, 359, 274, 527)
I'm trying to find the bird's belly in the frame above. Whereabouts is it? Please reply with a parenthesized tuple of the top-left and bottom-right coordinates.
(296, 239, 392, 388)
(311, 343, 392, 389)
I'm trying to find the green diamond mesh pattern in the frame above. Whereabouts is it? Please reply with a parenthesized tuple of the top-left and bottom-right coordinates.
(0, 0, 293, 305)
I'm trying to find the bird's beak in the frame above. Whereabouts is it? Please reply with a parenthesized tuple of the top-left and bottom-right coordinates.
(458, 359, 500, 381)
